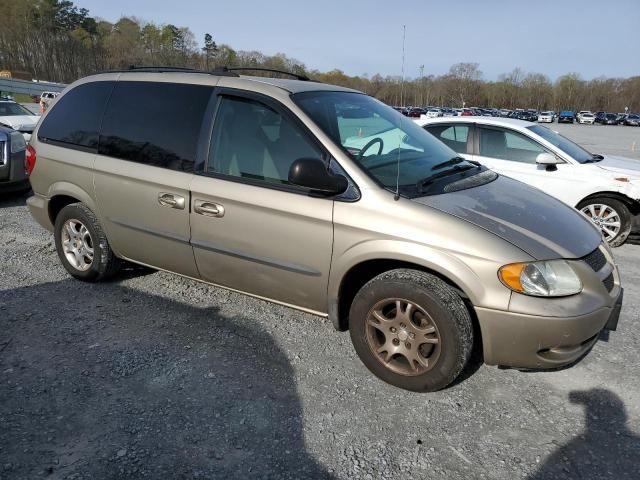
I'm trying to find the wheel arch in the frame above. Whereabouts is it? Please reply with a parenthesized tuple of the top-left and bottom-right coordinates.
(47, 182, 98, 225)
(329, 252, 481, 333)
(576, 191, 640, 216)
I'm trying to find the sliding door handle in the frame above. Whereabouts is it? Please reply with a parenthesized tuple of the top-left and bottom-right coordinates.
(158, 192, 185, 210)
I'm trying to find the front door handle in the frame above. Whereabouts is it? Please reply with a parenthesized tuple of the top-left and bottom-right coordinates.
(194, 199, 225, 217)
(158, 192, 185, 210)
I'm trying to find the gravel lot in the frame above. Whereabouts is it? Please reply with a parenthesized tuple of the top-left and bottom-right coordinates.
(1, 125, 640, 479)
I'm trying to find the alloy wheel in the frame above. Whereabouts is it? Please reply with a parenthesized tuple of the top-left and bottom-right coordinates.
(580, 204, 621, 242)
(365, 298, 441, 376)
(61, 219, 94, 271)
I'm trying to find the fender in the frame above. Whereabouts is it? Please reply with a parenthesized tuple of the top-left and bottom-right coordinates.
(47, 181, 99, 219)
(327, 238, 515, 330)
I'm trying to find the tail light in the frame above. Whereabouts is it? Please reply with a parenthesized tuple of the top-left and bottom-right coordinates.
(25, 144, 36, 176)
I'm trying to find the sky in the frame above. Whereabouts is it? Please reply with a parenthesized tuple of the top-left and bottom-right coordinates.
(77, 0, 640, 81)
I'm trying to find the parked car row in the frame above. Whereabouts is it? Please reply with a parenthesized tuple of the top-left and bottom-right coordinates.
(395, 104, 640, 126)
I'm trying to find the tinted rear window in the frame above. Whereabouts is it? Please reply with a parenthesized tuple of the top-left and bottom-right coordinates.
(99, 81, 213, 172)
(38, 81, 113, 149)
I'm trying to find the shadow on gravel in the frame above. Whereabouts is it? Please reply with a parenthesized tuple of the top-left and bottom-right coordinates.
(0, 190, 29, 208)
(0, 280, 334, 479)
(529, 388, 640, 480)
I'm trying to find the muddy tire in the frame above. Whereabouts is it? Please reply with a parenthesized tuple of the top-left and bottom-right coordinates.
(349, 269, 473, 392)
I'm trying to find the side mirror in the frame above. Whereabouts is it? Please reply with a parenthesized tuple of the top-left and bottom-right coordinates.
(288, 158, 349, 195)
(536, 152, 560, 171)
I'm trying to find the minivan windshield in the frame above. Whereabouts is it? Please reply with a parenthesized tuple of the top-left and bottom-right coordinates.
(527, 124, 595, 163)
(293, 91, 486, 196)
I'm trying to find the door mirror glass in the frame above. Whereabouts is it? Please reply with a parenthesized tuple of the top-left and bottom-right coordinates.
(536, 152, 560, 165)
(288, 158, 348, 195)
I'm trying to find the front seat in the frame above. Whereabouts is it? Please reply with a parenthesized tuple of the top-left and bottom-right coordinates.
(224, 102, 280, 181)
(480, 129, 507, 159)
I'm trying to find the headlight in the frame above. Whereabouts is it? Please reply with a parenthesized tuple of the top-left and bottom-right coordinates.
(498, 260, 582, 297)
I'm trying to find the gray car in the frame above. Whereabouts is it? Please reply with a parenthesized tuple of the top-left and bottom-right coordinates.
(25, 67, 623, 392)
(0, 125, 29, 193)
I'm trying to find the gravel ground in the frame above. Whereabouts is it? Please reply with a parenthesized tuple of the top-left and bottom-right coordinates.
(1, 187, 639, 479)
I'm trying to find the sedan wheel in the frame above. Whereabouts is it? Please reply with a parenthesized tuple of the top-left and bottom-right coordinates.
(578, 197, 632, 247)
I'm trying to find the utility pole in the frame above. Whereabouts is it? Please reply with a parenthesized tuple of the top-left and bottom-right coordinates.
(419, 64, 424, 106)
(400, 25, 406, 107)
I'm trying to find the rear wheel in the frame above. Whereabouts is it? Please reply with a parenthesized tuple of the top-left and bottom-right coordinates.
(54, 203, 121, 281)
(349, 269, 473, 392)
(577, 197, 632, 247)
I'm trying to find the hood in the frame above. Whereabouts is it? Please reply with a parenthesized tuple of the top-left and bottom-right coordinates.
(413, 175, 601, 260)
(595, 155, 640, 176)
(0, 115, 39, 130)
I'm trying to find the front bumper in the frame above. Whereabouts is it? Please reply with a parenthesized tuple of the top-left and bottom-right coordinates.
(475, 291, 620, 368)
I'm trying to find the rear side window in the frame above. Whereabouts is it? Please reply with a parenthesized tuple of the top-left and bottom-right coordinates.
(424, 124, 469, 154)
(38, 81, 113, 149)
(99, 82, 213, 172)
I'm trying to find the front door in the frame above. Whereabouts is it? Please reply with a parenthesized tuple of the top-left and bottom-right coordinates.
(472, 125, 581, 206)
(190, 92, 334, 313)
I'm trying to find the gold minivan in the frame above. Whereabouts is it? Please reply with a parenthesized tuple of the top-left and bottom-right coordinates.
(26, 67, 623, 392)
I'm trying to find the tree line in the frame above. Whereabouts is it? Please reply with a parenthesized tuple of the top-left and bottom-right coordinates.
(1, 0, 638, 112)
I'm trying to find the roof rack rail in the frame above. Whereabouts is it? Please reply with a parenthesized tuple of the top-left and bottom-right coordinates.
(214, 66, 310, 81)
(103, 65, 240, 77)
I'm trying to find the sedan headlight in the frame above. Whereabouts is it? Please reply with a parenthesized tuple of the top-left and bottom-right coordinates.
(498, 260, 582, 297)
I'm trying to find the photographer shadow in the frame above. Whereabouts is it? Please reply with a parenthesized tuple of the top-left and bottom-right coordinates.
(0, 279, 334, 479)
(529, 388, 640, 479)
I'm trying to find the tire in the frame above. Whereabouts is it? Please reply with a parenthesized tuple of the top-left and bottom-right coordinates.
(54, 202, 121, 281)
(577, 197, 632, 247)
(349, 269, 473, 392)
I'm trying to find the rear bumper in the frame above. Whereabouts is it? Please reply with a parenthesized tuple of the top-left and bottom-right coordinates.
(26, 193, 53, 231)
(475, 291, 622, 368)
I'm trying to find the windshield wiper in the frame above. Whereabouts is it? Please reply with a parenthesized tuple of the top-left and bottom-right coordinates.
(416, 164, 479, 190)
(432, 156, 466, 170)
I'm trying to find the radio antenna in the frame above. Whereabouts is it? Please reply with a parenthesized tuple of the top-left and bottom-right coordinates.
(394, 24, 406, 201)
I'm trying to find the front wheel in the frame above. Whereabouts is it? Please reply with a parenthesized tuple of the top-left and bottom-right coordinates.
(577, 197, 632, 247)
(349, 269, 473, 392)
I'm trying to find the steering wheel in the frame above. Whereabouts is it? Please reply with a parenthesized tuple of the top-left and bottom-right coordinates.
(356, 137, 384, 161)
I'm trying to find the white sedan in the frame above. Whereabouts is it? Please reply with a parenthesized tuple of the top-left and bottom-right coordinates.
(0, 100, 40, 141)
(579, 113, 595, 124)
(415, 116, 640, 246)
(538, 111, 554, 123)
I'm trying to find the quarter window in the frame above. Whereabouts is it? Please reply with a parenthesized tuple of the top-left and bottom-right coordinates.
(38, 81, 113, 149)
(208, 96, 323, 184)
(424, 125, 469, 154)
(478, 127, 546, 163)
(99, 82, 213, 172)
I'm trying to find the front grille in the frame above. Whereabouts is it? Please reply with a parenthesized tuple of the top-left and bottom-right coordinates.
(603, 273, 614, 292)
(582, 247, 607, 272)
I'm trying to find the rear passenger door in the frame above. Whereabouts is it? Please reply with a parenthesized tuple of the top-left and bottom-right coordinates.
(93, 80, 215, 277)
(189, 90, 334, 313)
